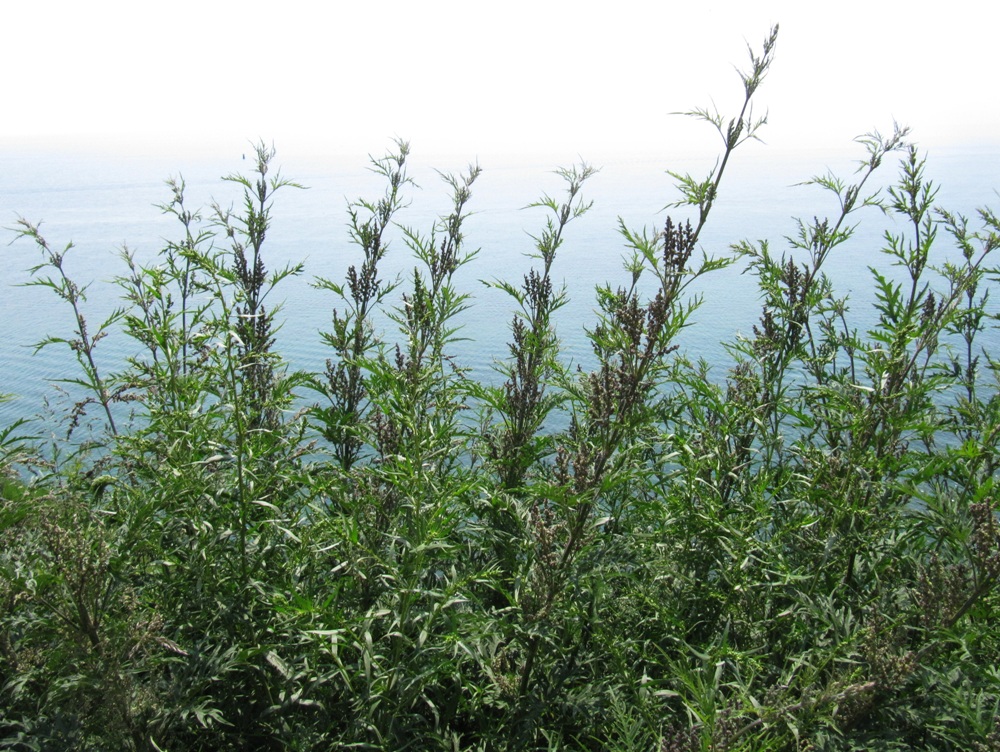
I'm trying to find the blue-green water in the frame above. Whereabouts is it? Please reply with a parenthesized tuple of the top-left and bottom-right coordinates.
(2, 144, 998, 434)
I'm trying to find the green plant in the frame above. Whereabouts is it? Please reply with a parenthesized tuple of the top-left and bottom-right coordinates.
(4, 22, 1000, 751)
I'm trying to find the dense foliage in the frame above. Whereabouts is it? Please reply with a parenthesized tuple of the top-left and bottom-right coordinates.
(4, 27, 1000, 750)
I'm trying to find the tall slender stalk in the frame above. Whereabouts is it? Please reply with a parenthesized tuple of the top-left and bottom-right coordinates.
(13, 220, 122, 437)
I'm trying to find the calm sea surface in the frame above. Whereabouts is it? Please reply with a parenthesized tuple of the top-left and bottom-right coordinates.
(2, 143, 999, 433)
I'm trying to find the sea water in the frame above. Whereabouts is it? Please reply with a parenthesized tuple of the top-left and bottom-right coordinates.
(2, 143, 998, 436)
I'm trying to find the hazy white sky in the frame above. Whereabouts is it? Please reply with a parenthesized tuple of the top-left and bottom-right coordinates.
(3, 1, 997, 159)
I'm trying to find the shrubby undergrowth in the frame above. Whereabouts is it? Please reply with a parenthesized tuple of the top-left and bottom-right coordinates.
(4, 26, 1000, 751)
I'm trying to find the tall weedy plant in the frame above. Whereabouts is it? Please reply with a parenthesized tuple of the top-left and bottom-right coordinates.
(114, 144, 312, 747)
(13, 220, 125, 441)
(116, 177, 218, 468)
(8, 21, 1000, 752)
(479, 162, 597, 491)
(314, 140, 411, 472)
(210, 141, 304, 432)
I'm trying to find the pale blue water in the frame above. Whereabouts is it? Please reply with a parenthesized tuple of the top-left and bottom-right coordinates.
(2, 143, 999, 436)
